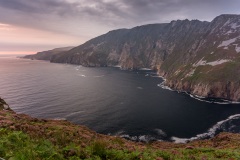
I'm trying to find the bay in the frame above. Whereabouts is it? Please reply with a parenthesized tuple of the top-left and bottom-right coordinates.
(1, 56, 240, 142)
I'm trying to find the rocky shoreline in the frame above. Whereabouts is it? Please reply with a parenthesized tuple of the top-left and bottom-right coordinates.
(0, 98, 10, 110)
(159, 77, 240, 104)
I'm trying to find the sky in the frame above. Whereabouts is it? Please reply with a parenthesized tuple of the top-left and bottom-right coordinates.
(0, 0, 239, 55)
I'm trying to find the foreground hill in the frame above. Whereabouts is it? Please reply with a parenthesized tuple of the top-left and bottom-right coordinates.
(0, 97, 240, 159)
(23, 14, 240, 101)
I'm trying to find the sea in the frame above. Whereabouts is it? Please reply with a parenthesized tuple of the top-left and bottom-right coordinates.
(1, 55, 240, 143)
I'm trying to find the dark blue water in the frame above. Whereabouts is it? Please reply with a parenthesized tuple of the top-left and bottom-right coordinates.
(1, 56, 240, 143)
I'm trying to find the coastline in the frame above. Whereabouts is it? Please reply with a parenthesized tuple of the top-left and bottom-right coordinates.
(157, 76, 240, 105)
(19, 56, 240, 104)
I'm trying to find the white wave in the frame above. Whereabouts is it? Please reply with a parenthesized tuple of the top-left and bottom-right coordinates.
(157, 77, 240, 104)
(113, 65, 121, 68)
(171, 137, 189, 143)
(113, 130, 125, 136)
(65, 110, 85, 117)
(157, 82, 173, 91)
(189, 94, 214, 103)
(137, 87, 143, 89)
(158, 76, 166, 81)
(120, 134, 138, 141)
(53, 118, 67, 121)
(193, 94, 205, 99)
(229, 101, 240, 104)
(139, 68, 152, 71)
(81, 75, 86, 77)
(188, 93, 240, 105)
(155, 129, 167, 137)
(171, 114, 240, 143)
(75, 66, 82, 69)
(138, 135, 155, 142)
(157, 76, 174, 91)
(120, 134, 156, 143)
(116, 114, 240, 143)
(93, 75, 105, 78)
(151, 75, 161, 78)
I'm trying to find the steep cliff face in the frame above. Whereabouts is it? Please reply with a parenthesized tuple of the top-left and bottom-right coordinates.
(163, 14, 240, 101)
(27, 14, 240, 101)
(50, 21, 209, 70)
(0, 97, 10, 110)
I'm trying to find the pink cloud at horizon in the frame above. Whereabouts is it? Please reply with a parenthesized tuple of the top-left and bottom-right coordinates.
(0, 51, 36, 55)
(0, 23, 83, 55)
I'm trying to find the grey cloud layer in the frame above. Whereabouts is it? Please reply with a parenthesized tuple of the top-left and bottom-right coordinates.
(0, 0, 239, 36)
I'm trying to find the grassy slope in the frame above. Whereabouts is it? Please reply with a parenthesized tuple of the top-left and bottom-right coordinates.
(0, 108, 240, 160)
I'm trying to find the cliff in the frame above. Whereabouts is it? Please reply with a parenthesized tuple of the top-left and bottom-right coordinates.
(24, 14, 240, 101)
(0, 97, 10, 110)
(0, 98, 240, 159)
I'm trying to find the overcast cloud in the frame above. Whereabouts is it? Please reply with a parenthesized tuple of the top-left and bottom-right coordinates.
(0, 0, 239, 54)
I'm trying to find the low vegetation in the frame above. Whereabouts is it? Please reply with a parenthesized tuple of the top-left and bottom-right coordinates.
(0, 98, 240, 159)
(1, 129, 240, 160)
(0, 128, 164, 160)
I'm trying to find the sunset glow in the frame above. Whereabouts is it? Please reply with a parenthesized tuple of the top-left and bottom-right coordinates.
(0, 0, 239, 55)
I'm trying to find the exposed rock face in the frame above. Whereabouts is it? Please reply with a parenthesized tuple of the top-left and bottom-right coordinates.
(165, 80, 240, 101)
(51, 21, 209, 69)
(27, 14, 240, 101)
(0, 97, 10, 110)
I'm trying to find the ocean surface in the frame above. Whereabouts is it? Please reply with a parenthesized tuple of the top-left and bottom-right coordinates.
(1, 56, 240, 143)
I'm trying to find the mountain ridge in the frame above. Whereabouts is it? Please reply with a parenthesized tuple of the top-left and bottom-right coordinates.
(23, 14, 240, 101)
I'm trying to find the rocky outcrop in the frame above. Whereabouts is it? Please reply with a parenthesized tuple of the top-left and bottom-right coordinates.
(165, 80, 240, 101)
(0, 97, 10, 110)
(26, 14, 240, 101)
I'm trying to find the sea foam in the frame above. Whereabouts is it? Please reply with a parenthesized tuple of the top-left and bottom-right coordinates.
(171, 114, 240, 143)
(157, 77, 240, 104)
